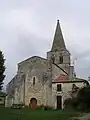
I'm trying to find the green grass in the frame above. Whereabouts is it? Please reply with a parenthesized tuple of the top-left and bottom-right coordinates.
(0, 107, 80, 120)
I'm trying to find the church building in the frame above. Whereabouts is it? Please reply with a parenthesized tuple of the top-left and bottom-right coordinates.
(6, 20, 89, 109)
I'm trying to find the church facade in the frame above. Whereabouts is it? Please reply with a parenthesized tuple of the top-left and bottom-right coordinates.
(6, 20, 89, 109)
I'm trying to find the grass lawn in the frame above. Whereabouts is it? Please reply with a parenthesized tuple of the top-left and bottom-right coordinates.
(0, 107, 80, 120)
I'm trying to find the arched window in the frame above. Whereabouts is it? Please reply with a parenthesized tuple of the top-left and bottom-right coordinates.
(33, 77, 35, 86)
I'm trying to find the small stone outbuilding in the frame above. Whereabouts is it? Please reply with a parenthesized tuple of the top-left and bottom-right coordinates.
(0, 91, 7, 107)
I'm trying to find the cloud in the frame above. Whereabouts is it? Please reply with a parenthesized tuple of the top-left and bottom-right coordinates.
(2, 29, 50, 86)
(0, 0, 90, 87)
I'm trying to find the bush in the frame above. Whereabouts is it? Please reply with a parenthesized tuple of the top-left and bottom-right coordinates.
(64, 85, 90, 111)
(37, 104, 53, 110)
(64, 98, 72, 108)
(11, 104, 25, 109)
(24, 105, 29, 108)
(64, 97, 79, 110)
(44, 105, 52, 110)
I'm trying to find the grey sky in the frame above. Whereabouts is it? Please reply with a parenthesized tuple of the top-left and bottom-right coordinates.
(0, 0, 90, 87)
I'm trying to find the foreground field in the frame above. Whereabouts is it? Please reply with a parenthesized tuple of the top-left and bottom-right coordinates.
(0, 107, 80, 120)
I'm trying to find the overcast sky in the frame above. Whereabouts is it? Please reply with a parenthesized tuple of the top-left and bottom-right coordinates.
(0, 0, 90, 87)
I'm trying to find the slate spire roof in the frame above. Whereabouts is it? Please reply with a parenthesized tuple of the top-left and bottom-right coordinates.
(51, 20, 66, 51)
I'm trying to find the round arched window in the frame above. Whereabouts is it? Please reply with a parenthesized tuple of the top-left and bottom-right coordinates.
(33, 77, 35, 86)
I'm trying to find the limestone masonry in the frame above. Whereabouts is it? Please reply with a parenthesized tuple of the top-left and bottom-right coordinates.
(6, 20, 88, 109)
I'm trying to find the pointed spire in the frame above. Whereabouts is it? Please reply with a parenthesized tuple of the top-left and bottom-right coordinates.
(51, 20, 66, 51)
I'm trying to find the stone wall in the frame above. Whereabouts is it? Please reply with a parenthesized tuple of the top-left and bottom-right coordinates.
(47, 50, 70, 64)
(52, 64, 66, 82)
(18, 56, 47, 74)
(5, 96, 14, 107)
(11, 56, 52, 107)
(52, 81, 87, 109)
(24, 58, 52, 107)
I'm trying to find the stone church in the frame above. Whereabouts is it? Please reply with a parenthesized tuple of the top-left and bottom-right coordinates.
(6, 20, 89, 109)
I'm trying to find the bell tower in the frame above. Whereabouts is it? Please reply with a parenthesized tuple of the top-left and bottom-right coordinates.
(47, 20, 71, 75)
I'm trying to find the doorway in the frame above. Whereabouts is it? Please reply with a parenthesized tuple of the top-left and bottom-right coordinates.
(57, 96, 62, 109)
(30, 98, 37, 109)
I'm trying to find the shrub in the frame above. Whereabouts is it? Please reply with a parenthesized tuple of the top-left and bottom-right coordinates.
(37, 104, 52, 110)
(64, 85, 90, 111)
(44, 105, 52, 110)
(64, 97, 79, 110)
(11, 103, 25, 109)
(64, 98, 72, 108)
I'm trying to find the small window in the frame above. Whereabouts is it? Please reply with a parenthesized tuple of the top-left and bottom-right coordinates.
(57, 84, 62, 91)
(33, 77, 35, 86)
(59, 56, 63, 64)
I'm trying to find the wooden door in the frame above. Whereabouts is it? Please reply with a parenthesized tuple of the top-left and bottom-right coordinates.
(30, 98, 37, 110)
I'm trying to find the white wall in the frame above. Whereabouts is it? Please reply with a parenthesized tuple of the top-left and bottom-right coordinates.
(52, 81, 86, 109)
